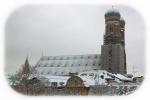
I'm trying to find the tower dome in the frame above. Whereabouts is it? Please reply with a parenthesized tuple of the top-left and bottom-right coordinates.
(105, 10, 120, 18)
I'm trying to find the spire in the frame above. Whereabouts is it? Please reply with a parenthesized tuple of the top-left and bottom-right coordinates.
(25, 55, 28, 63)
(25, 56, 29, 67)
(22, 56, 30, 76)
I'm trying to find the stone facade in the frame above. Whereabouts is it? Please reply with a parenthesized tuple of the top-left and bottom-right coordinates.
(101, 10, 127, 74)
(101, 44, 125, 74)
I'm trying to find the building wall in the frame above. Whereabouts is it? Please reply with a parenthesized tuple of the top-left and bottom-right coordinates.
(101, 10, 126, 74)
(101, 44, 125, 74)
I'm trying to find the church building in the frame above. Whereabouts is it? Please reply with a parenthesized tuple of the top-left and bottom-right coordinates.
(34, 9, 127, 76)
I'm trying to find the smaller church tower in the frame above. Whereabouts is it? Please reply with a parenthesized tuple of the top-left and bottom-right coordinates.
(22, 56, 30, 78)
(101, 9, 127, 74)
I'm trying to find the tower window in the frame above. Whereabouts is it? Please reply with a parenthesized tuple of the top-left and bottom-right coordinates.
(108, 68, 111, 71)
(109, 51, 112, 55)
(110, 27, 113, 32)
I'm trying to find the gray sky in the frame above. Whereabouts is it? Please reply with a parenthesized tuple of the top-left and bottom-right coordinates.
(5, 5, 145, 75)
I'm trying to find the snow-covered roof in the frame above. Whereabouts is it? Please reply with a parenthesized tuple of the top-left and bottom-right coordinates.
(77, 70, 133, 87)
(113, 74, 133, 81)
(36, 54, 101, 67)
(39, 75, 70, 81)
(35, 54, 101, 76)
(78, 70, 111, 86)
(38, 75, 70, 87)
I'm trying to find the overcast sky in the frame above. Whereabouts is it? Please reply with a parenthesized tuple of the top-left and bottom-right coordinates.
(5, 5, 145, 75)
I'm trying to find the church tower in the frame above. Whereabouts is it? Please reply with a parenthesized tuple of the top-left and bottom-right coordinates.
(101, 9, 127, 74)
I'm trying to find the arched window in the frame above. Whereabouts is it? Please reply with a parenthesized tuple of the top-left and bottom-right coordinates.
(108, 67, 111, 71)
(110, 27, 112, 32)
